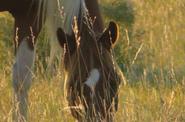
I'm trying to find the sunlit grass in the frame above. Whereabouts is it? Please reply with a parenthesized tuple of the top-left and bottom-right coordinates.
(0, 73, 184, 121)
(0, 0, 185, 121)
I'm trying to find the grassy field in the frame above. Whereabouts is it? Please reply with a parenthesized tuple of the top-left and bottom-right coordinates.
(0, 0, 185, 121)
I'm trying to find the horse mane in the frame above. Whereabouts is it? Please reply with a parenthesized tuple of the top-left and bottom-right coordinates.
(36, 0, 88, 68)
(34, 0, 62, 70)
(62, 0, 87, 34)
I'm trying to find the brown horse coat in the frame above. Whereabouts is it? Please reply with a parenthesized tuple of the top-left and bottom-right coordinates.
(57, 11, 125, 121)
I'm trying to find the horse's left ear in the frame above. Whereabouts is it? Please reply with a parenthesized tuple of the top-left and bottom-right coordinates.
(99, 21, 119, 49)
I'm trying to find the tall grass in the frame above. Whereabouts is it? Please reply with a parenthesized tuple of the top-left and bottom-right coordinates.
(0, 0, 185, 121)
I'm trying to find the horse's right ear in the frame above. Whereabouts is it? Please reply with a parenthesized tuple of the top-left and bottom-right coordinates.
(99, 21, 119, 50)
(57, 28, 67, 48)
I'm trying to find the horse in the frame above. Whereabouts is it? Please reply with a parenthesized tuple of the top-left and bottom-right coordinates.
(57, 0, 125, 121)
(0, 0, 104, 121)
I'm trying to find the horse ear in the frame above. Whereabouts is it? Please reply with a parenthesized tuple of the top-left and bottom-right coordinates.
(99, 21, 119, 49)
(57, 28, 67, 48)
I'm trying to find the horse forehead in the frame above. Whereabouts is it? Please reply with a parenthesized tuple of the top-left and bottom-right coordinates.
(80, 30, 98, 46)
(79, 46, 101, 64)
(79, 39, 100, 53)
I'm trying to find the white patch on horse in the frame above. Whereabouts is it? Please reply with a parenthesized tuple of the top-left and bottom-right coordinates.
(13, 39, 35, 92)
(12, 39, 35, 120)
(85, 69, 100, 92)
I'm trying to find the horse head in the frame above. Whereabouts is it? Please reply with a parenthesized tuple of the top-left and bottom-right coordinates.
(57, 20, 124, 121)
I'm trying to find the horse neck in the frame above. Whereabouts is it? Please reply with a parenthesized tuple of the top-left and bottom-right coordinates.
(84, 0, 104, 34)
(62, 0, 104, 35)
